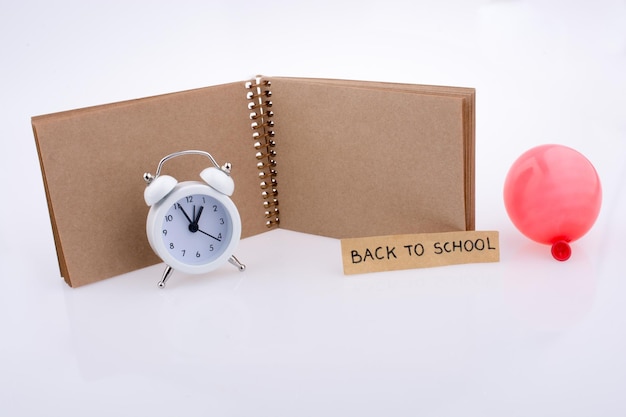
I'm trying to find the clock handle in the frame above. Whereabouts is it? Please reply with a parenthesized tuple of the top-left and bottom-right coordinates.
(228, 255, 246, 272)
(145, 150, 231, 186)
(157, 265, 174, 288)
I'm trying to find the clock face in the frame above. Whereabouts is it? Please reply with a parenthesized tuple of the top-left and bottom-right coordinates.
(160, 193, 233, 265)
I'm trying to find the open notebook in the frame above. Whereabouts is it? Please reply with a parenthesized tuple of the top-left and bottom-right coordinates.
(32, 76, 475, 287)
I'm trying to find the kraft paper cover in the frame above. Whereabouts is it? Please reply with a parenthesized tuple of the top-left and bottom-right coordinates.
(32, 76, 475, 287)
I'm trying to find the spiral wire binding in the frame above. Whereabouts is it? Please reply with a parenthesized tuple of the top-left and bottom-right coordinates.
(246, 77, 279, 228)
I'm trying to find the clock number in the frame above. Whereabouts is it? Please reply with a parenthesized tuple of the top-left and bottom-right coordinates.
(181, 250, 186, 256)
(170, 243, 174, 249)
(162, 229, 167, 236)
(209, 244, 214, 252)
(165, 214, 173, 222)
(220, 218, 224, 225)
(186, 196, 193, 203)
(213, 205, 218, 212)
(196, 251, 201, 258)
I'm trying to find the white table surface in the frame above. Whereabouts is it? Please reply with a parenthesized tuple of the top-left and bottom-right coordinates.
(1, 1, 625, 416)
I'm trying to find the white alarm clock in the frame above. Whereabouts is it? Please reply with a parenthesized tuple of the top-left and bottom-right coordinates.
(143, 150, 245, 288)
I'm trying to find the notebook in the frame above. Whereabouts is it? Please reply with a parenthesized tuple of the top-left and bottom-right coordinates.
(32, 76, 475, 287)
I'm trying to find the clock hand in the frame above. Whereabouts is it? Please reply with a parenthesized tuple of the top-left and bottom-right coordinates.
(177, 203, 194, 224)
(177, 203, 201, 233)
(198, 228, 221, 242)
(194, 205, 204, 224)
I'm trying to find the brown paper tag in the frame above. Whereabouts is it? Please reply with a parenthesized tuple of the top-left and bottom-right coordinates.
(341, 230, 499, 275)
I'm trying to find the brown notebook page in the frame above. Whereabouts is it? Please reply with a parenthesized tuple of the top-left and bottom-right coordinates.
(33, 82, 264, 287)
(272, 77, 476, 231)
(270, 77, 473, 238)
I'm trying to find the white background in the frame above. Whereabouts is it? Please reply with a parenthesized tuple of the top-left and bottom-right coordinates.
(1, 1, 625, 416)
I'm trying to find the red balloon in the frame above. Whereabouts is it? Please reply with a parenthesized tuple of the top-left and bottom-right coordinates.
(503, 144, 602, 261)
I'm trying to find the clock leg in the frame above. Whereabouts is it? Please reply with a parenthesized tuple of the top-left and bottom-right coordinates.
(228, 255, 246, 272)
(158, 265, 174, 288)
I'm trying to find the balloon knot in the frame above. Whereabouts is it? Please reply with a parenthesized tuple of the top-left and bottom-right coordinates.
(551, 240, 571, 261)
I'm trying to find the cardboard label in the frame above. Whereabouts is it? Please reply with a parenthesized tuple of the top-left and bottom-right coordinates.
(341, 230, 499, 275)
